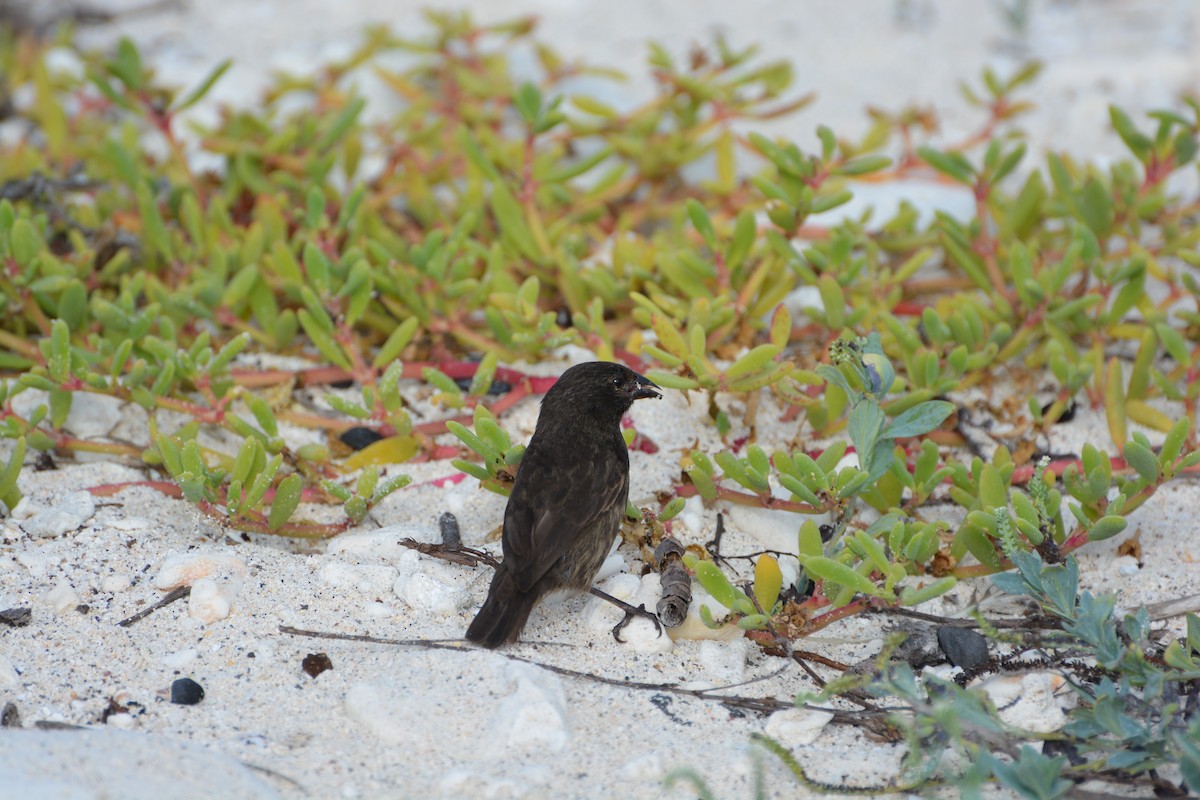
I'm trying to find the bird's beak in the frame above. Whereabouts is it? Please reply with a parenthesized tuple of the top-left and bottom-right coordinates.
(630, 373, 662, 401)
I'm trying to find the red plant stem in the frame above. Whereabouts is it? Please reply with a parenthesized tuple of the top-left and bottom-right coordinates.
(89, 481, 182, 498)
(673, 482, 826, 515)
(803, 598, 869, 633)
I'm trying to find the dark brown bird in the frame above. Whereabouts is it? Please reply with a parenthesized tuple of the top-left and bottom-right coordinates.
(465, 361, 661, 647)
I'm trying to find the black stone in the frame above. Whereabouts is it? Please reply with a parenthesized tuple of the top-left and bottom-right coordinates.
(170, 678, 205, 705)
(0, 607, 31, 627)
(937, 625, 989, 671)
(339, 426, 384, 451)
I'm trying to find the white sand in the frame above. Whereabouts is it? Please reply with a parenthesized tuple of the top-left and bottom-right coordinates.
(2, 2, 1199, 798)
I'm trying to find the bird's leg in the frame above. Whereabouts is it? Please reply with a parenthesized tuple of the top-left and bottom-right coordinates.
(588, 587, 663, 642)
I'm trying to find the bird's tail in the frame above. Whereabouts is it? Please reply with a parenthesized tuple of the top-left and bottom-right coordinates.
(465, 569, 536, 648)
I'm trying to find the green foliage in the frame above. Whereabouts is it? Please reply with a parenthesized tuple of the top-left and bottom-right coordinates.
(0, 12, 1197, 796)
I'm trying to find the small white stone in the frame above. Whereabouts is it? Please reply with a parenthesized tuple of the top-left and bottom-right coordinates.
(9, 496, 34, 520)
(619, 752, 664, 781)
(364, 601, 395, 618)
(344, 683, 407, 745)
(0, 655, 19, 687)
(101, 574, 131, 593)
(698, 638, 749, 685)
(764, 707, 834, 746)
(63, 394, 124, 439)
(393, 571, 470, 615)
(248, 639, 276, 665)
(676, 495, 706, 537)
(619, 616, 672, 653)
(488, 662, 570, 755)
(43, 46, 85, 79)
(188, 577, 235, 624)
(1116, 556, 1140, 576)
(318, 561, 397, 596)
(19, 491, 96, 538)
(45, 581, 80, 614)
(978, 672, 1068, 733)
(15, 551, 48, 576)
(326, 524, 439, 560)
(108, 517, 153, 532)
(162, 648, 199, 670)
(594, 549, 626, 583)
(106, 713, 136, 730)
(154, 552, 248, 590)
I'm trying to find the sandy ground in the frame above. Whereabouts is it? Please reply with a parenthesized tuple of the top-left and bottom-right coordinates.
(2, 2, 1199, 799)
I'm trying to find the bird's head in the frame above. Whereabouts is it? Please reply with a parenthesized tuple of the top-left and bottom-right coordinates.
(543, 361, 661, 421)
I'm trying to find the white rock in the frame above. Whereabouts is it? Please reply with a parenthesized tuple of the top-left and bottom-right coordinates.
(620, 752, 664, 781)
(19, 491, 96, 538)
(108, 517, 153, 532)
(594, 548, 626, 583)
(582, 573, 672, 652)
(778, 285, 825, 320)
(326, 524, 439, 560)
(0, 655, 19, 687)
(154, 552, 248, 590)
(763, 707, 834, 746)
(162, 648, 199, 670)
(44, 46, 86, 79)
(723, 482, 811, 553)
(364, 601, 396, 618)
(318, 561, 397, 596)
(63, 393, 124, 439)
(619, 616, 671, 653)
(8, 497, 34, 520)
(393, 571, 470, 615)
(188, 578, 235, 624)
(488, 662, 570, 755)
(583, 572, 640, 631)
(248, 639, 276, 665)
(344, 683, 407, 745)
(978, 672, 1069, 733)
(44, 581, 79, 615)
(698, 638, 750, 685)
(106, 713, 136, 730)
(101, 574, 131, 593)
(675, 495, 707, 537)
(14, 551, 48, 577)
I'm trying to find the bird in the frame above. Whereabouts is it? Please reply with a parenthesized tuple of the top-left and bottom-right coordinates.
(465, 361, 661, 647)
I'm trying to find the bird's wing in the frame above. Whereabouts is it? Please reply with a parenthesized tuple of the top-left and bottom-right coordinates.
(504, 445, 628, 594)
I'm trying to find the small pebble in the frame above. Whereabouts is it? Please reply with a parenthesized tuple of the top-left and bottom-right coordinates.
(318, 562, 397, 596)
(19, 491, 96, 538)
(339, 427, 384, 451)
(170, 678, 205, 705)
(326, 524, 439, 559)
(438, 512, 461, 548)
(0, 656, 19, 688)
(45, 582, 79, 615)
(63, 393, 123, 438)
(937, 625, 989, 671)
(0, 607, 31, 627)
(393, 570, 470, 615)
(162, 648, 199, 671)
(763, 707, 834, 746)
(188, 578, 235, 624)
(302, 653, 333, 678)
(154, 552, 248, 591)
(101, 575, 131, 593)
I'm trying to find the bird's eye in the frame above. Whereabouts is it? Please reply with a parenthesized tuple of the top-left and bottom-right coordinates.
(611, 376, 623, 386)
